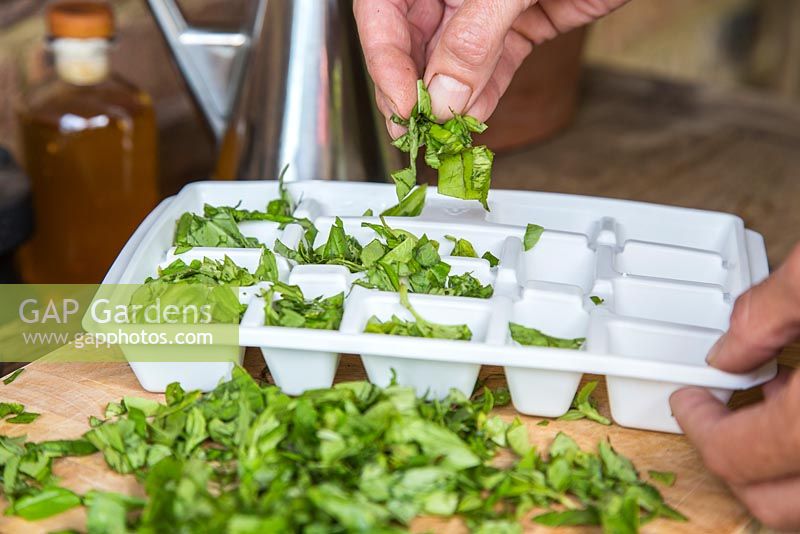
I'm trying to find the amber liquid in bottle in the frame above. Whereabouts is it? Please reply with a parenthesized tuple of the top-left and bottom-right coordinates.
(17, 50, 158, 283)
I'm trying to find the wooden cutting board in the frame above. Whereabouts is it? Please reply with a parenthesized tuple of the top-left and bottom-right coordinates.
(1, 342, 794, 533)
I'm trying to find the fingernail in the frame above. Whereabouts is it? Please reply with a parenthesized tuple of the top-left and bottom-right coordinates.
(428, 74, 472, 120)
(706, 335, 725, 365)
(386, 118, 406, 140)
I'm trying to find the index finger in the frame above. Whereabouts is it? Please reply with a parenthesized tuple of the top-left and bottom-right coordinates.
(708, 243, 800, 373)
(354, 0, 441, 119)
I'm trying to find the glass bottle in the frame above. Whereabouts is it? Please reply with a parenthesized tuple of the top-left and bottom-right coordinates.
(17, 0, 159, 283)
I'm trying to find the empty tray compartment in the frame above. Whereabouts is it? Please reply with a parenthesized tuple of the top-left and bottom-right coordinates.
(600, 318, 730, 433)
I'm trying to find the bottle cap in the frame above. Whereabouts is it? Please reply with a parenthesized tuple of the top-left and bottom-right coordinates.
(47, 1, 114, 39)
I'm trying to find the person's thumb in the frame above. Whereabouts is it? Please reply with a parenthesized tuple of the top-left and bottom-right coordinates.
(423, 0, 531, 121)
(708, 243, 800, 373)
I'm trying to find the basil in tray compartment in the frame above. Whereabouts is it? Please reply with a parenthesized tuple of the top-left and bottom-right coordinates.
(365, 285, 472, 341)
(129, 249, 278, 324)
(509, 322, 585, 350)
(173, 168, 311, 253)
(262, 282, 344, 330)
(276, 216, 494, 298)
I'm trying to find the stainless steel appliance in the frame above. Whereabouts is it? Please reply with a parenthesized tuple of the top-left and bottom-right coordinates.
(147, 0, 398, 182)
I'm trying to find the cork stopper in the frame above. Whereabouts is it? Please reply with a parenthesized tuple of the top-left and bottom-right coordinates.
(47, 1, 114, 40)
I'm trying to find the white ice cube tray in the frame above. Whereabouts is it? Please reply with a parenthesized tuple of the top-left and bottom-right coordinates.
(106, 180, 776, 433)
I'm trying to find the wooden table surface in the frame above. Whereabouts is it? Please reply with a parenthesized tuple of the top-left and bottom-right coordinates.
(2, 66, 800, 532)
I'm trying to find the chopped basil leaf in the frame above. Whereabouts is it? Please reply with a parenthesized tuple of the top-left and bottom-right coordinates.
(558, 381, 611, 425)
(263, 282, 344, 330)
(381, 184, 427, 217)
(648, 470, 677, 487)
(364, 284, 472, 340)
(509, 322, 585, 350)
(389, 80, 494, 210)
(7, 412, 40, 424)
(523, 223, 544, 251)
(3, 368, 24, 385)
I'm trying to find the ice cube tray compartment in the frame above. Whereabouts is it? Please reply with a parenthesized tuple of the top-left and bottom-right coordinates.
(589, 317, 730, 432)
(504, 285, 590, 417)
(102, 180, 776, 434)
(613, 241, 731, 289)
(518, 232, 597, 292)
(340, 287, 493, 399)
(610, 277, 732, 330)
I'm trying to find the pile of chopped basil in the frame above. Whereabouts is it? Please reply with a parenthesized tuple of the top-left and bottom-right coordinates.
(364, 284, 473, 341)
(0, 368, 683, 532)
(276, 217, 494, 299)
(390, 80, 494, 210)
(262, 282, 344, 330)
(129, 249, 279, 324)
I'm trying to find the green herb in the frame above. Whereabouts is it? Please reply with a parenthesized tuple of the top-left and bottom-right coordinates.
(6, 486, 82, 520)
(591, 295, 605, 305)
(482, 251, 500, 267)
(129, 252, 276, 324)
(445, 235, 500, 272)
(0, 402, 24, 418)
(7, 412, 40, 424)
(649, 470, 677, 487)
(445, 234, 478, 258)
(362, 208, 374, 216)
(275, 217, 362, 272)
(0, 428, 97, 520)
(523, 223, 544, 251)
(147, 249, 279, 286)
(390, 80, 494, 210)
(173, 167, 312, 252)
(3, 368, 24, 385)
(534, 508, 600, 526)
(509, 323, 585, 350)
(0, 370, 683, 532)
(558, 381, 611, 425)
(364, 284, 472, 340)
(380, 184, 427, 217)
(85, 490, 147, 533)
(263, 282, 344, 330)
(173, 210, 261, 253)
(276, 217, 493, 298)
(536, 420, 550, 427)
(354, 219, 493, 298)
(202, 167, 315, 234)
(443, 272, 494, 299)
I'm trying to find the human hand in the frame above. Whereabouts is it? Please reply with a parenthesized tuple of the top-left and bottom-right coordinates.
(671, 243, 800, 530)
(354, 0, 630, 137)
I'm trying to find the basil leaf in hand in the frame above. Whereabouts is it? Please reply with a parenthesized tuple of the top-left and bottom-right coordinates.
(381, 184, 427, 217)
(389, 80, 494, 210)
